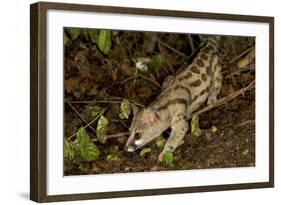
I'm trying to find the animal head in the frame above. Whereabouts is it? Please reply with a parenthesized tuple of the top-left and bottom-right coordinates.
(124, 106, 163, 152)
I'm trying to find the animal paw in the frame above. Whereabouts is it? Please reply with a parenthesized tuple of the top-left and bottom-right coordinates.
(158, 152, 164, 162)
(207, 95, 217, 105)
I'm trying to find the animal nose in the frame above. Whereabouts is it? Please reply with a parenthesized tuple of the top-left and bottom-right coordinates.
(124, 144, 136, 152)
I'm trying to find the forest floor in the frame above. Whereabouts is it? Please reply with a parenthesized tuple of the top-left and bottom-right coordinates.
(63, 29, 255, 175)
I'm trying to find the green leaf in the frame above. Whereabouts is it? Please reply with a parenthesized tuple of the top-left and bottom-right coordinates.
(191, 114, 202, 137)
(96, 115, 109, 144)
(106, 146, 120, 162)
(119, 99, 131, 119)
(63, 139, 75, 159)
(109, 145, 119, 155)
(106, 154, 120, 162)
(163, 151, 174, 166)
(83, 105, 103, 119)
(87, 30, 99, 44)
(155, 135, 166, 149)
(75, 127, 100, 162)
(150, 54, 165, 70)
(63, 31, 70, 46)
(97, 30, 111, 54)
(140, 148, 151, 157)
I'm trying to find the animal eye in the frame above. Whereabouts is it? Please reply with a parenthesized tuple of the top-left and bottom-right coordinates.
(135, 133, 141, 140)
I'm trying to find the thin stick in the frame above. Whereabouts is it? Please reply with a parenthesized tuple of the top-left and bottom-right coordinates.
(65, 99, 96, 133)
(139, 74, 161, 89)
(195, 80, 255, 116)
(188, 35, 195, 51)
(69, 100, 121, 104)
(229, 46, 254, 64)
(237, 47, 255, 69)
(120, 75, 138, 85)
(157, 39, 188, 58)
(69, 99, 144, 107)
(156, 41, 170, 74)
(236, 119, 255, 127)
(120, 74, 161, 89)
(225, 64, 255, 79)
(157, 41, 175, 73)
(67, 107, 107, 140)
(92, 132, 129, 142)
(108, 96, 145, 107)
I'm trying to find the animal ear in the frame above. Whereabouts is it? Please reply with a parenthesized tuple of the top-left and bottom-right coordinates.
(145, 108, 160, 123)
(132, 104, 139, 116)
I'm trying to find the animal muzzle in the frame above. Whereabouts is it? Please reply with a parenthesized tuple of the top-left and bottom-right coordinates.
(124, 142, 137, 152)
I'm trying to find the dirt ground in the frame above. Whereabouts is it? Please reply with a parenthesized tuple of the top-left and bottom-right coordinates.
(63, 29, 255, 175)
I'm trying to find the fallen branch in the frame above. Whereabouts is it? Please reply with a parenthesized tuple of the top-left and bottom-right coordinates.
(92, 132, 129, 142)
(195, 80, 255, 116)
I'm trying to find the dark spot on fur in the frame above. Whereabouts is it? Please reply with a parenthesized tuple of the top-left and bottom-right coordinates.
(197, 59, 205, 67)
(215, 77, 221, 82)
(200, 89, 207, 95)
(201, 73, 207, 81)
(193, 95, 198, 101)
(206, 65, 212, 75)
(207, 40, 217, 48)
(191, 66, 200, 74)
(173, 85, 192, 99)
(174, 113, 188, 124)
(178, 72, 192, 81)
(190, 80, 201, 87)
(203, 46, 210, 53)
(201, 53, 208, 60)
(156, 98, 188, 111)
(214, 64, 218, 71)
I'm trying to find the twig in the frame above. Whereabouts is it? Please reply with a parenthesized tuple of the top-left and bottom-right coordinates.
(237, 47, 255, 69)
(67, 107, 108, 140)
(157, 39, 188, 58)
(156, 41, 170, 74)
(69, 98, 144, 107)
(229, 46, 254, 64)
(120, 75, 138, 85)
(157, 40, 175, 73)
(65, 99, 96, 133)
(194, 80, 255, 116)
(109, 96, 145, 107)
(236, 119, 255, 127)
(92, 132, 129, 142)
(225, 64, 255, 79)
(139, 74, 161, 89)
(69, 100, 121, 104)
(188, 35, 195, 51)
(120, 74, 161, 89)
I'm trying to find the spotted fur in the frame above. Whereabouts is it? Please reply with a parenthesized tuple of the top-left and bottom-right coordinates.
(124, 35, 222, 161)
